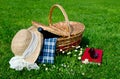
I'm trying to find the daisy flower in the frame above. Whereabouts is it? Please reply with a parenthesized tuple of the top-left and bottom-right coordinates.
(82, 59, 89, 64)
(76, 46, 80, 49)
(67, 52, 71, 55)
(78, 57, 81, 60)
(45, 67, 48, 71)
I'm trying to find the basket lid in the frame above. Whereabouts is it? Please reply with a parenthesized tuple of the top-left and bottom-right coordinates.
(32, 21, 85, 37)
(32, 21, 70, 37)
(53, 21, 85, 36)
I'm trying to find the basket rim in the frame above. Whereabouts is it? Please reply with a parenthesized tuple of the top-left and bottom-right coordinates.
(32, 21, 85, 37)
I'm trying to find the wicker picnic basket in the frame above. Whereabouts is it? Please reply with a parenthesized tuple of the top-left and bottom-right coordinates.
(32, 4, 85, 52)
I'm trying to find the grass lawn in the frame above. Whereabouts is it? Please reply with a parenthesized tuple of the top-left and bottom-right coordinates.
(0, 0, 120, 79)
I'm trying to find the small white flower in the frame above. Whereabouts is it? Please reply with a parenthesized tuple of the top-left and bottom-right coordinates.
(43, 64, 46, 66)
(80, 48, 83, 51)
(76, 46, 80, 49)
(45, 67, 48, 71)
(86, 45, 88, 47)
(61, 64, 67, 68)
(62, 51, 65, 54)
(98, 63, 101, 66)
(67, 52, 71, 55)
(82, 59, 89, 64)
(61, 64, 64, 67)
(80, 50, 82, 53)
(78, 57, 81, 60)
(74, 49, 78, 52)
(82, 72, 85, 75)
(63, 64, 67, 68)
(78, 51, 82, 56)
(60, 49, 63, 52)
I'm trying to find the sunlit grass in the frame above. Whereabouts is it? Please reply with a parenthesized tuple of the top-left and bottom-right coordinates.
(0, 0, 120, 79)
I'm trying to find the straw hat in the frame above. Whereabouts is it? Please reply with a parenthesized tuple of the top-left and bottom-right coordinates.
(11, 26, 43, 63)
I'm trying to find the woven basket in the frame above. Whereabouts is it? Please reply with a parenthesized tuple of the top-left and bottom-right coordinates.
(32, 4, 85, 52)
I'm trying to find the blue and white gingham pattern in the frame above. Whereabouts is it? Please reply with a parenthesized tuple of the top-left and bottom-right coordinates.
(37, 38, 57, 64)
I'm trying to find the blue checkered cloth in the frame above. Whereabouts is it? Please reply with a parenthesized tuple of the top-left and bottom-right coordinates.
(37, 38, 57, 64)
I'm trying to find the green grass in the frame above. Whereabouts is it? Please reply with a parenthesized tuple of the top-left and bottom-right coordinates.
(0, 0, 120, 79)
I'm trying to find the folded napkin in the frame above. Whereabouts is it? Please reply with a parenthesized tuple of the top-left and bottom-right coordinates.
(37, 27, 57, 64)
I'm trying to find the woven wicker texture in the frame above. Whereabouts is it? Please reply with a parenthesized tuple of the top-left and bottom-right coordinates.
(32, 4, 85, 52)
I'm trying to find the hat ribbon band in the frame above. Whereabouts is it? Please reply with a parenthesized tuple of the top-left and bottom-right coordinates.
(22, 31, 38, 58)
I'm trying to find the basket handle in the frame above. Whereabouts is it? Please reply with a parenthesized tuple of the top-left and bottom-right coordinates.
(49, 4, 71, 36)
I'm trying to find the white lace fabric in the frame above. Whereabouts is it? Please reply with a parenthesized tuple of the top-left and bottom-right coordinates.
(9, 56, 39, 71)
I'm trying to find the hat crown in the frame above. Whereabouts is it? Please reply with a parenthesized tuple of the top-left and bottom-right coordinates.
(11, 29, 32, 56)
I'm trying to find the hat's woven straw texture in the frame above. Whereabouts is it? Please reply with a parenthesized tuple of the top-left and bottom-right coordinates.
(11, 29, 32, 56)
(11, 26, 43, 63)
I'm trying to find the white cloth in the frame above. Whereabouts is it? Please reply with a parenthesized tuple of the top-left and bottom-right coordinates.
(9, 32, 39, 71)
(9, 56, 39, 71)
